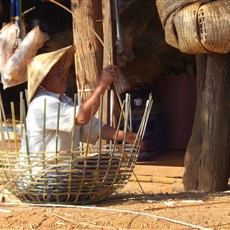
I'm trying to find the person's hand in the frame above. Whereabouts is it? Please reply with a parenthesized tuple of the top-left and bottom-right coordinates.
(126, 132, 144, 146)
(99, 64, 117, 88)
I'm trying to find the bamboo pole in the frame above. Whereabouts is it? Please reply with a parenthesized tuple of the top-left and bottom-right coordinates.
(71, 94, 77, 151)
(109, 90, 114, 147)
(98, 95, 103, 153)
(19, 92, 23, 138)
(42, 99, 46, 153)
(67, 93, 77, 201)
(112, 101, 125, 155)
(85, 106, 94, 157)
(42, 99, 47, 193)
(10, 102, 18, 152)
(21, 99, 33, 181)
(101, 0, 114, 125)
(0, 109, 7, 153)
(122, 94, 130, 152)
(55, 101, 61, 203)
(0, 94, 12, 150)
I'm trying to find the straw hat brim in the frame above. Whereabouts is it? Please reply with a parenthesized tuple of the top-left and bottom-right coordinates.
(27, 45, 74, 103)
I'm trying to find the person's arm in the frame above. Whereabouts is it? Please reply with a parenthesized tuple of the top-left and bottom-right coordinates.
(75, 65, 117, 125)
(101, 124, 140, 144)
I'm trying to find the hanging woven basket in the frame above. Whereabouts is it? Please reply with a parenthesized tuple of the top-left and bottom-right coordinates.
(172, 2, 207, 54)
(156, 0, 230, 54)
(156, 0, 198, 27)
(198, 0, 230, 53)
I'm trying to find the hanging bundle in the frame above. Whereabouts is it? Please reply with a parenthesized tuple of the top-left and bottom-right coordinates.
(0, 0, 49, 89)
(1, 26, 49, 89)
(0, 22, 19, 72)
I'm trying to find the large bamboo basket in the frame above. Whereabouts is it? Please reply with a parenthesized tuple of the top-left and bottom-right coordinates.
(0, 144, 139, 204)
(0, 94, 153, 205)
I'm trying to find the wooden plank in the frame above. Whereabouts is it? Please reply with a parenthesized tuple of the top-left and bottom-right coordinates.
(130, 174, 182, 184)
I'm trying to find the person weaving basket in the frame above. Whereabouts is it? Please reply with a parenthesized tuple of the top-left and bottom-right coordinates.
(19, 45, 138, 202)
(21, 45, 136, 152)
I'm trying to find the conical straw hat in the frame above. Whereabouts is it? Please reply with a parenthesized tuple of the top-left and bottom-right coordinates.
(27, 45, 74, 103)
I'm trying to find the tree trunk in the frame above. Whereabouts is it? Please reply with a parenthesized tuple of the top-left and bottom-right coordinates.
(183, 53, 230, 192)
(71, 0, 103, 102)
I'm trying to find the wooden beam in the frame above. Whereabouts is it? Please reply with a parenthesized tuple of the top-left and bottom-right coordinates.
(71, 0, 103, 102)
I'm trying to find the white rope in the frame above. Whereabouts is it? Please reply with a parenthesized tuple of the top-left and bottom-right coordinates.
(3, 202, 212, 230)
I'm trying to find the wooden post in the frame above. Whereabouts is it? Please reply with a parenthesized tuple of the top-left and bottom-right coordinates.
(71, 0, 115, 125)
(71, 0, 103, 102)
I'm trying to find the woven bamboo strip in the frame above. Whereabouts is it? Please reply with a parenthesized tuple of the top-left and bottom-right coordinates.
(157, 0, 230, 54)
(198, 0, 230, 53)
(0, 94, 12, 150)
(0, 146, 137, 204)
(172, 2, 207, 54)
(156, 0, 199, 27)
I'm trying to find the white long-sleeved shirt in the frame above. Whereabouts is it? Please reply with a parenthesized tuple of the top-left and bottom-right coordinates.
(20, 87, 101, 153)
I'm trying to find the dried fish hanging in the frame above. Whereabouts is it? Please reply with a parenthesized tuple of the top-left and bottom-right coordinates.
(0, 0, 22, 74)
(0, 2, 48, 89)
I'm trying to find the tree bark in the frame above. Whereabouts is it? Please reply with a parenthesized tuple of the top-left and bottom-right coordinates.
(71, 0, 103, 102)
(183, 53, 230, 192)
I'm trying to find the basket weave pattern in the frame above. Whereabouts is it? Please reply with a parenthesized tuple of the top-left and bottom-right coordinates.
(0, 144, 139, 204)
(156, 0, 198, 26)
(156, 0, 230, 54)
(0, 92, 153, 205)
(198, 0, 230, 53)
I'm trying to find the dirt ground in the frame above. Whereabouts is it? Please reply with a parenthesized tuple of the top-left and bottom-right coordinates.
(0, 180, 229, 230)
